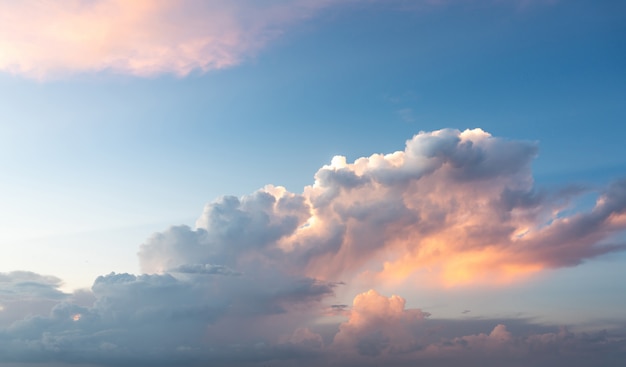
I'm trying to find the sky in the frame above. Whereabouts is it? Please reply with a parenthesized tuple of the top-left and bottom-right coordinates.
(0, 0, 625, 366)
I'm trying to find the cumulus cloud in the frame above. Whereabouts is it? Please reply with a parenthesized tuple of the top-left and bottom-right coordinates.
(2, 128, 626, 366)
(332, 289, 429, 356)
(139, 188, 309, 274)
(322, 291, 626, 367)
(298, 129, 626, 286)
(0, 272, 68, 328)
(0, 0, 354, 79)
(140, 128, 626, 287)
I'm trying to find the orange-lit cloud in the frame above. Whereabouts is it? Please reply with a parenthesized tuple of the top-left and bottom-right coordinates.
(332, 289, 428, 356)
(0, 0, 343, 79)
(138, 129, 626, 289)
(292, 129, 625, 286)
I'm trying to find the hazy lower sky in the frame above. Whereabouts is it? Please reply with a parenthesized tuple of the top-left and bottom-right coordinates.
(1, 1, 625, 366)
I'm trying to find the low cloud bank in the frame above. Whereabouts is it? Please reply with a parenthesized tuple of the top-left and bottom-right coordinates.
(1, 275, 624, 366)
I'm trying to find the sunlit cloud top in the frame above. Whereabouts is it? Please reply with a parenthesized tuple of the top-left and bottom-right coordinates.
(138, 129, 626, 288)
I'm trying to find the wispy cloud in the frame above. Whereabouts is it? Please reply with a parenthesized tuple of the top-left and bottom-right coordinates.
(0, 0, 349, 79)
(396, 107, 416, 123)
(0, 0, 558, 80)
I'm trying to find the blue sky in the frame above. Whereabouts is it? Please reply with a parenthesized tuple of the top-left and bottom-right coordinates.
(0, 1, 625, 366)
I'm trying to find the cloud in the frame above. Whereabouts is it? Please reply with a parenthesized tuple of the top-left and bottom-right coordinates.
(0, 272, 68, 328)
(322, 291, 626, 367)
(0, 0, 563, 79)
(332, 289, 429, 356)
(252, 128, 624, 287)
(417, 324, 626, 367)
(397, 108, 416, 123)
(0, 0, 352, 79)
(0, 270, 336, 366)
(138, 187, 310, 273)
(168, 263, 241, 276)
(2, 277, 624, 366)
(137, 128, 626, 287)
(1, 128, 626, 365)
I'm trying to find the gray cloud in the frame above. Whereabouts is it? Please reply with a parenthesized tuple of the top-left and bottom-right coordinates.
(139, 190, 309, 274)
(0, 272, 68, 328)
(0, 269, 336, 366)
(0, 273, 625, 366)
(168, 263, 241, 276)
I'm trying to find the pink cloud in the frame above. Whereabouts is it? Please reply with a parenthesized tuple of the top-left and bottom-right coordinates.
(332, 289, 429, 356)
(0, 0, 348, 79)
(291, 129, 626, 286)
(0, 0, 559, 79)
(322, 290, 624, 366)
(137, 129, 626, 289)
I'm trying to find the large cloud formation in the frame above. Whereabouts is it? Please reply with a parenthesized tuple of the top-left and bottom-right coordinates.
(141, 128, 626, 287)
(1, 128, 625, 366)
(0, 0, 353, 79)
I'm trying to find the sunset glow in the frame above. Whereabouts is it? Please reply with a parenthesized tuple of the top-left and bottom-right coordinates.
(0, 1, 624, 366)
